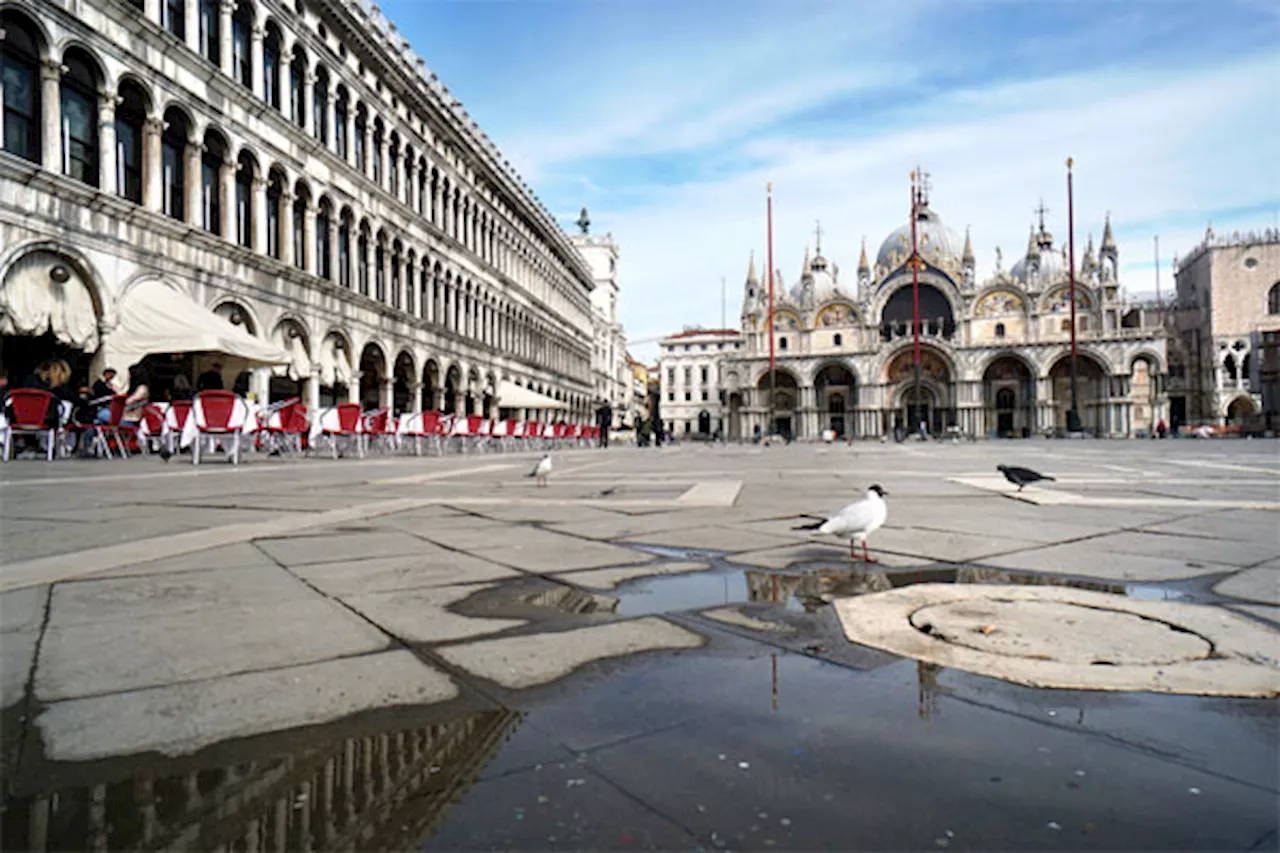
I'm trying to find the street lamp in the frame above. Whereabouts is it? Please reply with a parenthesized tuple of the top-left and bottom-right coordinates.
(1066, 157, 1081, 433)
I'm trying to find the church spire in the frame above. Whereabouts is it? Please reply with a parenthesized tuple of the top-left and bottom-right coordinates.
(1101, 212, 1117, 251)
(746, 251, 758, 284)
(1025, 224, 1040, 260)
(962, 226, 974, 264)
(858, 237, 869, 273)
(801, 244, 811, 276)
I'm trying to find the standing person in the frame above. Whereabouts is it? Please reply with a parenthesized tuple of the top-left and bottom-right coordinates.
(653, 415, 665, 447)
(1157, 418, 1168, 439)
(595, 399, 612, 449)
(197, 363, 224, 391)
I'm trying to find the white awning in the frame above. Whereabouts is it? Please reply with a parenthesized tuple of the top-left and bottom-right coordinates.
(317, 337, 353, 387)
(271, 326, 312, 380)
(497, 379, 568, 410)
(97, 280, 291, 374)
(0, 254, 99, 350)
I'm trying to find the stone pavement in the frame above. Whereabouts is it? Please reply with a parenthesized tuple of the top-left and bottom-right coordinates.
(0, 439, 1277, 849)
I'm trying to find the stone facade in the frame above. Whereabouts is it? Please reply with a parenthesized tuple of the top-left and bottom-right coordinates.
(0, 0, 595, 419)
(568, 213, 629, 427)
(657, 328, 742, 438)
(1169, 227, 1280, 425)
(727, 181, 1168, 440)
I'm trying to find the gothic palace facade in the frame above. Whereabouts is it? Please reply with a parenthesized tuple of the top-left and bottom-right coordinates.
(0, 0, 595, 417)
(726, 184, 1168, 440)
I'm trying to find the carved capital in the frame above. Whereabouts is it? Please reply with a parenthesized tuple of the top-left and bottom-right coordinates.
(40, 59, 64, 80)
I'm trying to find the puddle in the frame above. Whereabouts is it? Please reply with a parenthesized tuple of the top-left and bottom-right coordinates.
(2, 707, 523, 852)
(613, 562, 1221, 618)
(521, 586, 619, 614)
(627, 544, 728, 561)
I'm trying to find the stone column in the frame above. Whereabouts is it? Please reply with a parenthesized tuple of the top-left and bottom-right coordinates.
(343, 106, 356, 167)
(143, 117, 163, 212)
(251, 176, 268, 253)
(302, 198, 316, 273)
(301, 71, 314, 137)
(327, 216, 339, 282)
(306, 368, 321, 413)
(250, 25, 265, 100)
(40, 60, 62, 172)
(185, 0, 200, 51)
(346, 377, 359, 405)
(250, 368, 269, 404)
(322, 88, 334, 149)
(98, 93, 118, 196)
(219, 160, 235, 240)
(185, 141, 203, 225)
(432, 388, 444, 411)
(453, 391, 465, 415)
(145, 0, 161, 25)
(219, 0, 234, 76)
(409, 381, 423, 414)
(380, 378, 393, 411)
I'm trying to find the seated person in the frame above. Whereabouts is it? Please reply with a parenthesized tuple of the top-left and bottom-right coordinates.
(121, 365, 150, 425)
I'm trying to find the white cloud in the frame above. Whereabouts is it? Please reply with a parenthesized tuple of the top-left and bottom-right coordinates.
(605, 52, 1280, 362)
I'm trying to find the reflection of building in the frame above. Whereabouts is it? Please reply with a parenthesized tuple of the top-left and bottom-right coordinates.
(657, 327, 743, 438)
(0, 0, 595, 420)
(569, 210, 629, 427)
(3, 710, 522, 851)
(1169, 227, 1280, 427)
(729, 180, 1168, 440)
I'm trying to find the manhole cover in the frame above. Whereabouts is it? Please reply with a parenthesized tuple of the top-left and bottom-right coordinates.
(833, 584, 1280, 697)
(909, 600, 1211, 666)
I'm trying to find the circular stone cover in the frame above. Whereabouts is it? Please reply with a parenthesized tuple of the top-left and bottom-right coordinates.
(909, 599, 1212, 666)
(833, 583, 1280, 697)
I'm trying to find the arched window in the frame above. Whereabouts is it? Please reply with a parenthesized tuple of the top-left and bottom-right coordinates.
(263, 25, 281, 110)
(1269, 282, 1280, 315)
(163, 0, 185, 39)
(372, 120, 384, 185)
(1, 11, 43, 164)
(232, 0, 253, 89)
(333, 88, 348, 158)
(161, 110, 190, 220)
(353, 105, 366, 172)
(779, 337, 788, 350)
(265, 171, 283, 258)
(312, 66, 328, 144)
(995, 322, 1006, 338)
(337, 212, 352, 288)
(289, 47, 306, 128)
(833, 333, 843, 346)
(405, 254, 415, 315)
(390, 242, 402, 309)
(292, 188, 307, 269)
(115, 81, 147, 203)
(316, 200, 332, 279)
(235, 153, 254, 247)
(417, 166, 427, 216)
(60, 51, 100, 186)
(388, 134, 399, 197)
(201, 132, 227, 235)
(375, 236, 386, 301)
(357, 228, 369, 295)
(199, 0, 220, 65)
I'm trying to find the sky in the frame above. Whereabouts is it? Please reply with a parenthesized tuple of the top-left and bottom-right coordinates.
(379, 0, 1280, 362)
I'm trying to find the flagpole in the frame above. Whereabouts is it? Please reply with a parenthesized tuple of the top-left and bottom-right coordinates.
(910, 170, 922, 435)
(1066, 157, 1081, 433)
(767, 182, 776, 437)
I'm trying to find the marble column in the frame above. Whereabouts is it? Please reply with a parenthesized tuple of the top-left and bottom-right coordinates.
(380, 378, 393, 411)
(327, 215, 339, 283)
(343, 106, 356, 167)
(251, 176, 268, 253)
(279, 191, 295, 267)
(250, 25, 265, 100)
(185, 0, 200, 52)
(98, 93, 118, 196)
(301, 71, 314, 137)
(432, 388, 444, 411)
(219, 160, 235, 240)
(184, 141, 203, 225)
(219, 0, 234, 76)
(145, 0, 161, 25)
(299, 199, 315, 274)
(306, 368, 320, 413)
(143, 117, 163, 212)
(322, 88, 334, 149)
(40, 60, 62, 172)
(409, 381, 423, 414)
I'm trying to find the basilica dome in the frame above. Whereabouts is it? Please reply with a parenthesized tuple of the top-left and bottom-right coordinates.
(1010, 226, 1072, 284)
(876, 205, 964, 273)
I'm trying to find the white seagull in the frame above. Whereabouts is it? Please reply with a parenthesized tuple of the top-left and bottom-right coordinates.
(527, 454, 552, 487)
(793, 485, 889, 562)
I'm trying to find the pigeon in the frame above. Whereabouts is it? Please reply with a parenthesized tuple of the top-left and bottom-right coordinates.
(997, 464, 1055, 491)
(527, 454, 552, 487)
(792, 485, 889, 562)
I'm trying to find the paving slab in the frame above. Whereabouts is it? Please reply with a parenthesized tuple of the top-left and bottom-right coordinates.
(461, 529, 654, 573)
(0, 585, 47, 633)
(1140, 509, 1280, 544)
(47, 565, 317, 629)
(1079, 530, 1278, 567)
(36, 598, 389, 701)
(1, 629, 36, 707)
(87, 541, 280, 579)
(1214, 565, 1280, 605)
(343, 584, 526, 643)
(733, 543, 926, 570)
(438, 618, 704, 689)
(254, 529, 431, 566)
(617, 525, 797, 553)
(982, 541, 1240, 581)
(554, 561, 711, 590)
(545, 513, 713, 541)
(291, 550, 520, 596)
(36, 649, 457, 761)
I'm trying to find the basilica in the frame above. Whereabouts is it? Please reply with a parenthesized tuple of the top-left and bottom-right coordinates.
(725, 182, 1169, 440)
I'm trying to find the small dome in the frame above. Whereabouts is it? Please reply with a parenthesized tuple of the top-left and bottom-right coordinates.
(1011, 229, 1071, 284)
(876, 206, 964, 272)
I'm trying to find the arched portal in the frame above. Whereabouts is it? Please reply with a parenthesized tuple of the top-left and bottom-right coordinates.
(982, 355, 1035, 437)
(1049, 353, 1107, 434)
(884, 346, 953, 435)
(269, 318, 310, 403)
(443, 364, 461, 415)
(1225, 395, 1255, 424)
(697, 409, 712, 436)
(1129, 356, 1160, 434)
(880, 283, 955, 343)
(392, 351, 414, 415)
(358, 342, 386, 410)
(317, 332, 352, 406)
(814, 363, 857, 438)
(756, 368, 800, 439)
(421, 359, 439, 411)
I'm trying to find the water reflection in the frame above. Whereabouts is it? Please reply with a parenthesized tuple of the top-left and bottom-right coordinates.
(2, 709, 523, 852)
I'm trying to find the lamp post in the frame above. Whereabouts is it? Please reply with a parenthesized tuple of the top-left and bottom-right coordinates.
(1066, 157, 1081, 433)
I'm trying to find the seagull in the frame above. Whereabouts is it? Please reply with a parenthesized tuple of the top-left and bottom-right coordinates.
(527, 454, 552, 487)
(792, 485, 889, 562)
(997, 464, 1055, 491)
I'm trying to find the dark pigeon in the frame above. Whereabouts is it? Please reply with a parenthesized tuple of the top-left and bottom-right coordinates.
(998, 465, 1055, 491)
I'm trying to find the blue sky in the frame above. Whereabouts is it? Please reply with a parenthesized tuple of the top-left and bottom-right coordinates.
(380, 0, 1280, 360)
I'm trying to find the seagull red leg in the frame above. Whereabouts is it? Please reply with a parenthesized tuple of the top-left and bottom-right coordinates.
(863, 541, 878, 564)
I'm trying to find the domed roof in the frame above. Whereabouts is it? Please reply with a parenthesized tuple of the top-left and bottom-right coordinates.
(876, 205, 964, 273)
(1011, 225, 1071, 284)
